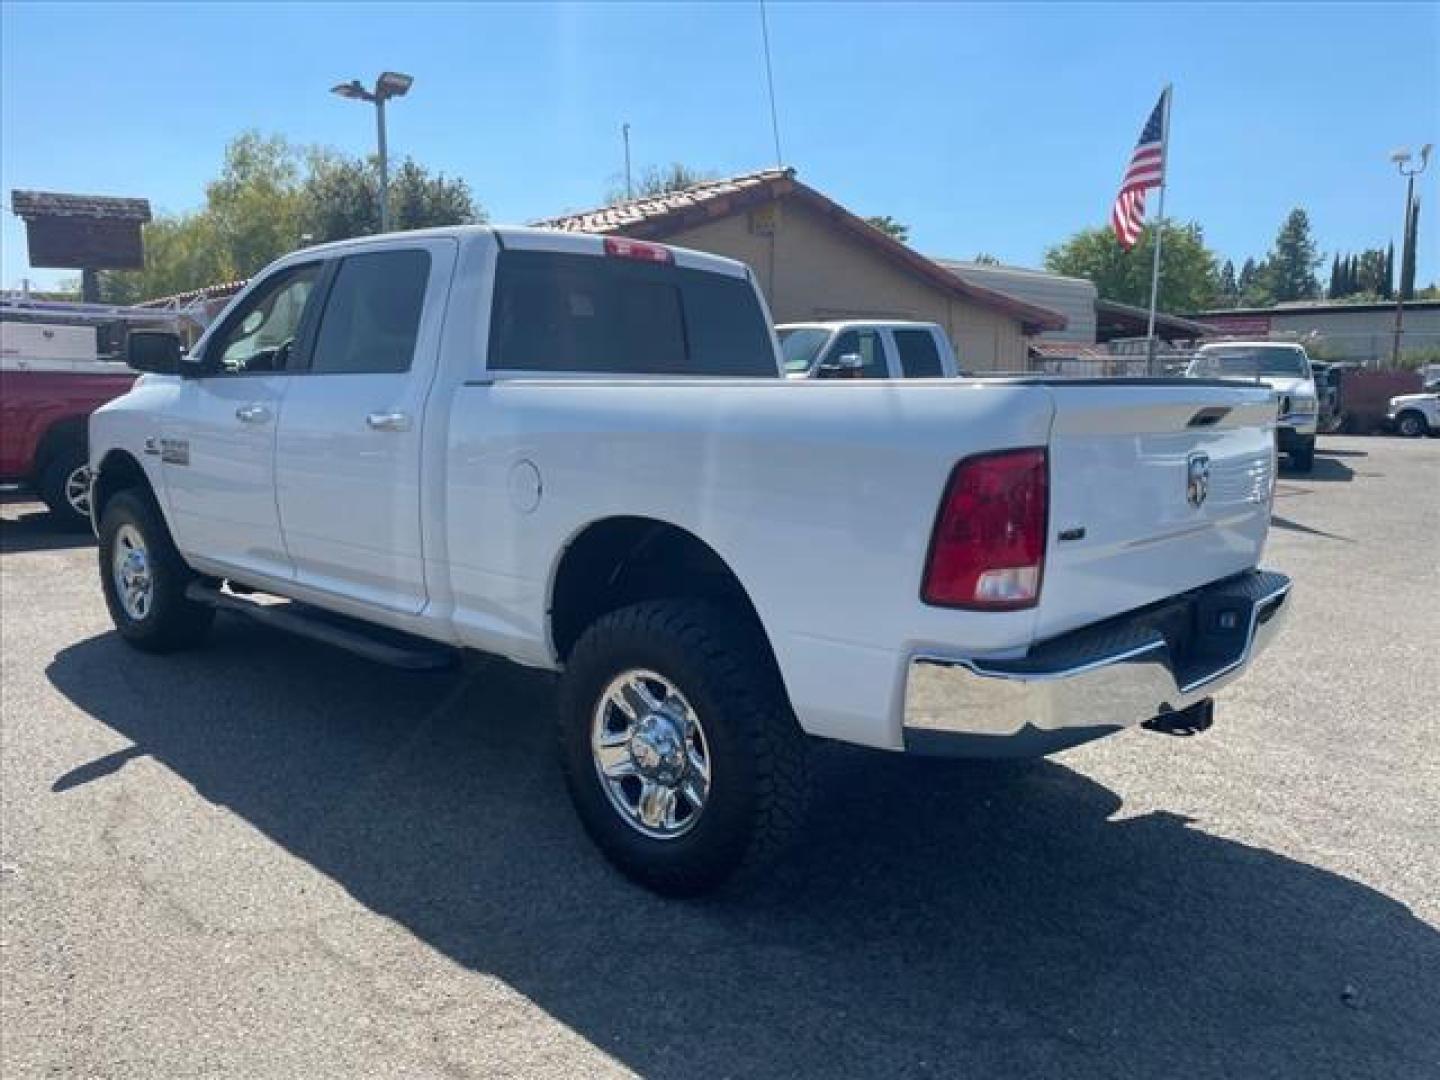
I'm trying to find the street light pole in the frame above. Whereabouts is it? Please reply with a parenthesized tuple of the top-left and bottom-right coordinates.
(1390, 143, 1432, 368)
(375, 94, 390, 232)
(331, 71, 414, 235)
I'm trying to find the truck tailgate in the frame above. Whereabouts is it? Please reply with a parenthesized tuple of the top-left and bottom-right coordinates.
(1035, 382, 1277, 641)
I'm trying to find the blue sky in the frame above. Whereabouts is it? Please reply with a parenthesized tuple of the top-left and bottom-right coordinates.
(2, 2, 1437, 292)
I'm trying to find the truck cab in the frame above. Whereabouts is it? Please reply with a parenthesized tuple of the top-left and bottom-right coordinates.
(776, 320, 961, 379)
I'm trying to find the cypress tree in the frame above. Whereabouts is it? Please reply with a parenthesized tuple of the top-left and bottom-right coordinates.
(1328, 255, 1341, 297)
(1383, 242, 1394, 299)
(1401, 199, 1420, 300)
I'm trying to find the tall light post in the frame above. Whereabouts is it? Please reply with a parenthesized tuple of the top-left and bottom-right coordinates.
(1390, 142, 1431, 367)
(331, 71, 414, 233)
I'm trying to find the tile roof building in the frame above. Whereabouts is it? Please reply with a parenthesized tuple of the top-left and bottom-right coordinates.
(537, 169, 1064, 371)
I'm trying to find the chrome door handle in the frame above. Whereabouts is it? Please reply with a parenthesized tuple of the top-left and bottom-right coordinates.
(365, 411, 412, 432)
(235, 404, 272, 424)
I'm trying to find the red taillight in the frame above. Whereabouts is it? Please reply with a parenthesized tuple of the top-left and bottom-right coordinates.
(603, 237, 673, 264)
(922, 448, 1048, 610)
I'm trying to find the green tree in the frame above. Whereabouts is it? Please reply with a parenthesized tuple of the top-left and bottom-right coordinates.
(972, 252, 1000, 265)
(301, 150, 479, 243)
(1219, 259, 1239, 306)
(1045, 220, 1221, 313)
(96, 131, 482, 302)
(1327, 255, 1340, 298)
(1263, 208, 1322, 302)
(864, 215, 910, 243)
(1383, 242, 1394, 299)
(1400, 197, 1421, 300)
(606, 163, 717, 203)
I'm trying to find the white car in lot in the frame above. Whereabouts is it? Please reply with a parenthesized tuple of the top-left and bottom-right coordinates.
(1187, 342, 1319, 471)
(776, 320, 961, 379)
(1386, 386, 1439, 437)
(89, 226, 1290, 894)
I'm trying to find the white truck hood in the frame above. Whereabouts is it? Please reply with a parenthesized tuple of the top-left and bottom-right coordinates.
(1390, 392, 1437, 407)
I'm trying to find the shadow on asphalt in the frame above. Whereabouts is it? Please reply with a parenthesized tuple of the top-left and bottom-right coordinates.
(0, 508, 94, 554)
(46, 622, 1439, 1079)
(1279, 454, 1355, 483)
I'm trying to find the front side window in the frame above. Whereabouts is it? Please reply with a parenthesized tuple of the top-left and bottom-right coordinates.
(309, 249, 431, 375)
(894, 329, 945, 378)
(778, 328, 831, 374)
(820, 329, 888, 378)
(208, 265, 322, 374)
(488, 250, 776, 376)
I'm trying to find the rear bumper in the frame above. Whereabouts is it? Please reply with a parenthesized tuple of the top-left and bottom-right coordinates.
(902, 570, 1291, 757)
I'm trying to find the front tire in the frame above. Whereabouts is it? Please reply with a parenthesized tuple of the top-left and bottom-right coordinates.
(1396, 411, 1429, 438)
(98, 490, 214, 653)
(38, 443, 93, 531)
(558, 600, 809, 896)
(1289, 438, 1315, 473)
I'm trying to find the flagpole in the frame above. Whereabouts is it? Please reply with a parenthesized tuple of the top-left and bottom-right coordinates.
(1144, 84, 1173, 374)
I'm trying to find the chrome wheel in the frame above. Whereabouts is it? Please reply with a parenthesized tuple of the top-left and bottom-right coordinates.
(64, 464, 92, 519)
(111, 523, 153, 621)
(591, 669, 712, 840)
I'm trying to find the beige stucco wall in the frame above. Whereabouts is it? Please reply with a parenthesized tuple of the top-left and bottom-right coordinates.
(665, 196, 1030, 371)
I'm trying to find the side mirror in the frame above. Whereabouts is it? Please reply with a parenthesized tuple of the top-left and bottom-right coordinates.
(126, 331, 182, 375)
(817, 351, 864, 377)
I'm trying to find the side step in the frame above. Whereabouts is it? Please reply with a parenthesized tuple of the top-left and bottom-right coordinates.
(186, 583, 458, 671)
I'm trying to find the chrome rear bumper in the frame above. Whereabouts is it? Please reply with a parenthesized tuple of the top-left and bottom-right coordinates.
(903, 570, 1292, 757)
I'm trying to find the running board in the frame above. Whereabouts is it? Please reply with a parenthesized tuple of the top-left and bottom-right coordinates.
(185, 583, 458, 671)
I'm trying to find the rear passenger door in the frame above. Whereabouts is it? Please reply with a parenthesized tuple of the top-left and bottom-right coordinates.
(274, 239, 456, 614)
(892, 328, 948, 378)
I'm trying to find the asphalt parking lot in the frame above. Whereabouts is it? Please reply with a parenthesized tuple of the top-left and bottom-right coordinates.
(1, 434, 1437, 1079)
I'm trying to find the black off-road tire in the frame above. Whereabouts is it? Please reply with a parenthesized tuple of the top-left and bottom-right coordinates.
(558, 600, 810, 896)
(37, 442, 92, 531)
(98, 490, 215, 653)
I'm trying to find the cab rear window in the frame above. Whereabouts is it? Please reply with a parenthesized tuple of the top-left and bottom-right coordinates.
(488, 249, 776, 376)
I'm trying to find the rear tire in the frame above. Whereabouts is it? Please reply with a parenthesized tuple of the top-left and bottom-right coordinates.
(98, 490, 214, 653)
(1396, 411, 1429, 438)
(1289, 440, 1315, 473)
(37, 443, 93, 531)
(558, 600, 809, 896)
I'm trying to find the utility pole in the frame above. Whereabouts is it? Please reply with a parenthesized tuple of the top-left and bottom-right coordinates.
(1390, 143, 1431, 368)
(623, 123, 633, 200)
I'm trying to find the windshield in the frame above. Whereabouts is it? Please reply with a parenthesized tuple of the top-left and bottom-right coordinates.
(777, 328, 831, 374)
(1190, 346, 1310, 379)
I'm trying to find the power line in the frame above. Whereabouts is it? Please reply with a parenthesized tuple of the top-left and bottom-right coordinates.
(759, 0, 784, 168)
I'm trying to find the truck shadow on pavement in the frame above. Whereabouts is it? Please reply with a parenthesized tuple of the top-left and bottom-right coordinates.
(46, 622, 1439, 1080)
(0, 508, 94, 553)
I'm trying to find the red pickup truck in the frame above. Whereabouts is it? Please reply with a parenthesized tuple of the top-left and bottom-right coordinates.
(1, 357, 136, 529)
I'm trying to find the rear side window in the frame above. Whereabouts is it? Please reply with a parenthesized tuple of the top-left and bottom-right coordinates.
(488, 250, 776, 376)
(895, 330, 945, 378)
(310, 249, 430, 375)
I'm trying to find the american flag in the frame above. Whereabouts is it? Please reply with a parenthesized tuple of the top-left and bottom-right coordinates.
(1111, 88, 1170, 250)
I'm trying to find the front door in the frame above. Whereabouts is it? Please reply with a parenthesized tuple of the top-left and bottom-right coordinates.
(274, 241, 453, 614)
(162, 263, 324, 579)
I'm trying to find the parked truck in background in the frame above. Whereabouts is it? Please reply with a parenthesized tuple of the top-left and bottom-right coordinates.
(1187, 341, 1319, 471)
(89, 226, 1291, 895)
(777, 320, 961, 378)
(1, 319, 137, 528)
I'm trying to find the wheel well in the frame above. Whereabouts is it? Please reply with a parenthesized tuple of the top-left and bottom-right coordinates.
(1397, 408, 1429, 426)
(32, 418, 87, 478)
(549, 517, 769, 663)
(92, 449, 154, 521)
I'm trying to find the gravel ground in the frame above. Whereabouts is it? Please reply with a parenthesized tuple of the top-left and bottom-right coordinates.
(2, 434, 1437, 1079)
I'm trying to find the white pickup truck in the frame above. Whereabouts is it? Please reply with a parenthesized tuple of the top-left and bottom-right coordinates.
(776, 319, 961, 379)
(90, 226, 1291, 894)
(1187, 342, 1319, 471)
